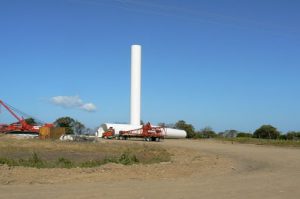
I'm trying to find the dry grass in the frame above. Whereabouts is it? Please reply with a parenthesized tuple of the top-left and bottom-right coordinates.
(216, 137, 300, 147)
(0, 135, 171, 168)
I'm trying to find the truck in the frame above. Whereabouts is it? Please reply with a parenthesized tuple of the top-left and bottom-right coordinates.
(102, 127, 115, 139)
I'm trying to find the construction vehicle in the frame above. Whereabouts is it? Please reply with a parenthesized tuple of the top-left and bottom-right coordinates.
(0, 100, 53, 134)
(118, 122, 165, 141)
(102, 127, 115, 139)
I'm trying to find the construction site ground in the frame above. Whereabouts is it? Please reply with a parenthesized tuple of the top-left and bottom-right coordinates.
(1, 139, 300, 199)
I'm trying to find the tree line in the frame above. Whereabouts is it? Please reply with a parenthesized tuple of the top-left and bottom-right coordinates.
(168, 120, 300, 140)
(25, 116, 91, 135)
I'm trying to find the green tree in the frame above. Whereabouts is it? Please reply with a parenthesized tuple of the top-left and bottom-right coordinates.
(175, 120, 195, 138)
(236, 132, 253, 138)
(73, 120, 85, 135)
(54, 117, 75, 134)
(253, 125, 280, 139)
(279, 134, 287, 140)
(223, 130, 238, 138)
(198, 126, 216, 138)
(286, 131, 300, 140)
(25, 118, 37, 125)
(54, 117, 85, 135)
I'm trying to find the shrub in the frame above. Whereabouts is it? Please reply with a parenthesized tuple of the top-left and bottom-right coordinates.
(286, 131, 300, 140)
(196, 127, 217, 138)
(237, 132, 253, 138)
(253, 125, 280, 139)
(279, 134, 287, 140)
(118, 152, 139, 165)
(56, 157, 74, 168)
(175, 120, 195, 138)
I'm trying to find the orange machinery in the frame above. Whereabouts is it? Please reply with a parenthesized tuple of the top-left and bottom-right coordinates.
(119, 122, 165, 141)
(0, 100, 53, 134)
(102, 127, 115, 139)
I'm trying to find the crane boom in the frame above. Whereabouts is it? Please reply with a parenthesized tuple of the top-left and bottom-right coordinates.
(0, 99, 39, 133)
(0, 99, 53, 134)
(0, 100, 23, 122)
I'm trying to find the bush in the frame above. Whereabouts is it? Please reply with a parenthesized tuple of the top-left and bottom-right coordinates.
(56, 157, 74, 168)
(175, 120, 195, 138)
(286, 131, 300, 140)
(253, 125, 280, 139)
(195, 127, 217, 138)
(237, 132, 253, 138)
(279, 134, 287, 140)
(118, 152, 139, 165)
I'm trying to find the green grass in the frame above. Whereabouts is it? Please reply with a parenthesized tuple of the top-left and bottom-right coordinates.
(0, 136, 171, 168)
(216, 137, 300, 147)
(0, 152, 141, 168)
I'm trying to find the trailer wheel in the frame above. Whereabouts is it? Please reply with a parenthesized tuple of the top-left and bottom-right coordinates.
(156, 137, 160, 142)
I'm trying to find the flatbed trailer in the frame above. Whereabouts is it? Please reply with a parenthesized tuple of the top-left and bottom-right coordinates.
(119, 123, 165, 141)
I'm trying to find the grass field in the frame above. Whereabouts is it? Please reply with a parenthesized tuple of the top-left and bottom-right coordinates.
(0, 135, 171, 168)
(216, 137, 300, 147)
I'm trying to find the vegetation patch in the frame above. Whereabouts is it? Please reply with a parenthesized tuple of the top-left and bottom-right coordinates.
(0, 152, 141, 168)
(0, 136, 171, 168)
(217, 137, 300, 148)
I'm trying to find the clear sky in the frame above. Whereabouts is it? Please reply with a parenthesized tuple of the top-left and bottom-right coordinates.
(0, 0, 299, 133)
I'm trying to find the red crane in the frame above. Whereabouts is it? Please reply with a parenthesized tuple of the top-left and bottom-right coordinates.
(0, 100, 52, 134)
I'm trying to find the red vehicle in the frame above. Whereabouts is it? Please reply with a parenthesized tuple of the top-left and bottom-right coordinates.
(0, 100, 53, 134)
(119, 122, 165, 141)
(102, 127, 115, 139)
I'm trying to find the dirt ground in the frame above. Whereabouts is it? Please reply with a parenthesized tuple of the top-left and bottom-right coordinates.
(1, 139, 300, 199)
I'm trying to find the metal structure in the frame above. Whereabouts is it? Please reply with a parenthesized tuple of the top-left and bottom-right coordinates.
(102, 127, 115, 139)
(96, 123, 187, 139)
(119, 123, 165, 141)
(131, 44, 141, 126)
(95, 45, 187, 139)
(0, 100, 52, 134)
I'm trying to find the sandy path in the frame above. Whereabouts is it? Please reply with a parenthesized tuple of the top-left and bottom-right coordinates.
(1, 139, 300, 199)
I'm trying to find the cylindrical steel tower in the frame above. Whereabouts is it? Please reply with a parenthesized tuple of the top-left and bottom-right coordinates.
(130, 45, 141, 125)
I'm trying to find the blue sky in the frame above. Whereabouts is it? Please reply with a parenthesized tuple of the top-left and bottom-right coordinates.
(0, 0, 299, 133)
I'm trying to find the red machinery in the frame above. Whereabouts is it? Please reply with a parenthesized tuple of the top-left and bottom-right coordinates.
(0, 100, 53, 134)
(119, 122, 165, 141)
(102, 127, 115, 139)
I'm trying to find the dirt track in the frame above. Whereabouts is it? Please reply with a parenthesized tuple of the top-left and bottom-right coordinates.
(1, 139, 300, 199)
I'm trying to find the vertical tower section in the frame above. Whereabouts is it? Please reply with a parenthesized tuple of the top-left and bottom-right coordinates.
(130, 45, 141, 126)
